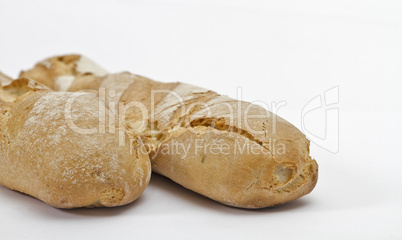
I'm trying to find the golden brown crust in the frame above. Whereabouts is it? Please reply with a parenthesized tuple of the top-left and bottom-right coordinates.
(145, 86, 318, 208)
(152, 128, 318, 208)
(0, 78, 151, 208)
(21, 55, 318, 208)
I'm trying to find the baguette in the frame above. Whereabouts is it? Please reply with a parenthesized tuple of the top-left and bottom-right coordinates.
(22, 55, 318, 208)
(0, 77, 151, 208)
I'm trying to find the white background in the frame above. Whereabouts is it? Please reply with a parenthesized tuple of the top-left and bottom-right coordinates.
(0, 0, 401, 239)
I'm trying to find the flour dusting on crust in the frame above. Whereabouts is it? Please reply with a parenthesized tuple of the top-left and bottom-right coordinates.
(155, 83, 208, 128)
(76, 56, 108, 77)
(100, 72, 136, 103)
(55, 75, 75, 92)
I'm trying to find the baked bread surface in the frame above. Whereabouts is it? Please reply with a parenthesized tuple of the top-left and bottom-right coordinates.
(0, 77, 151, 208)
(20, 55, 318, 208)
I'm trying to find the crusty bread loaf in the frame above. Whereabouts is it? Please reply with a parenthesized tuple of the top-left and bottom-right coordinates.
(0, 77, 151, 208)
(22, 55, 318, 208)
